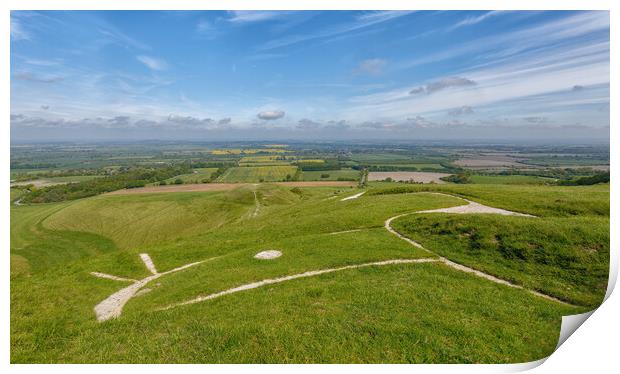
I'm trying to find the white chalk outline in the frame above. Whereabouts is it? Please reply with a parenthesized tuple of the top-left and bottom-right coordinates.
(92, 192, 571, 321)
(91, 254, 210, 322)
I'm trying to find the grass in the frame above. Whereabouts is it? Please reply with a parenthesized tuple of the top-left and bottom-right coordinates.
(10, 202, 117, 277)
(301, 169, 359, 181)
(10, 182, 606, 363)
(367, 182, 610, 217)
(392, 214, 608, 307)
(11, 188, 25, 202)
(43, 188, 256, 250)
(217, 166, 299, 183)
(469, 175, 556, 184)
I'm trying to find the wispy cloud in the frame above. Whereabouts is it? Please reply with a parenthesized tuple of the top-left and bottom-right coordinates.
(409, 76, 477, 95)
(136, 55, 168, 71)
(398, 11, 609, 71)
(196, 19, 213, 33)
(448, 106, 474, 116)
(228, 11, 286, 24)
(23, 58, 63, 66)
(449, 11, 507, 30)
(13, 72, 64, 83)
(99, 27, 150, 51)
(11, 17, 30, 41)
(347, 26, 609, 122)
(257, 10, 416, 51)
(353, 59, 387, 75)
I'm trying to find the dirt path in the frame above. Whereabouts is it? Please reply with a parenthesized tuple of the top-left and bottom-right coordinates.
(107, 181, 357, 195)
(384, 192, 571, 306)
(160, 258, 439, 311)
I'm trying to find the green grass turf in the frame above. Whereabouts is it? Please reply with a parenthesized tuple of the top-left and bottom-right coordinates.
(392, 214, 608, 307)
(10, 202, 117, 277)
(217, 166, 299, 182)
(10, 183, 606, 363)
(367, 182, 609, 217)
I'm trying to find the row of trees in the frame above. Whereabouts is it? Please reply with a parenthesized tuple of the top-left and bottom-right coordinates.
(558, 172, 610, 186)
(21, 165, 191, 203)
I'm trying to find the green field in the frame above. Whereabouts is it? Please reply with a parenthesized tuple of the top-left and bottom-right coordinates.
(217, 166, 299, 182)
(469, 174, 557, 184)
(301, 169, 360, 181)
(10, 181, 607, 363)
(44, 175, 103, 183)
(11, 175, 102, 185)
(160, 168, 218, 184)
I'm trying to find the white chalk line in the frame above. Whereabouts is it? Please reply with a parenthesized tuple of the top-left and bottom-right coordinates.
(159, 258, 438, 311)
(90, 272, 137, 282)
(251, 189, 260, 218)
(340, 191, 366, 201)
(93, 255, 213, 322)
(326, 229, 362, 235)
(139, 253, 158, 275)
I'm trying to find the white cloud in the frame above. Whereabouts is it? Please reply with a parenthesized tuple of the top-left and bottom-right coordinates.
(257, 110, 285, 120)
(136, 55, 168, 71)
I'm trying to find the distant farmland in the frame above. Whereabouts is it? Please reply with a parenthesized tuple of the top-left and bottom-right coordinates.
(217, 166, 299, 182)
(159, 168, 219, 184)
(301, 169, 360, 181)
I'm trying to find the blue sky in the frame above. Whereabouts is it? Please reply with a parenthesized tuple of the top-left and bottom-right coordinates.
(10, 10, 610, 141)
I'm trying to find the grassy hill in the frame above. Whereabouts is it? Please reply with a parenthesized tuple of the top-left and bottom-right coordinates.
(10, 182, 608, 363)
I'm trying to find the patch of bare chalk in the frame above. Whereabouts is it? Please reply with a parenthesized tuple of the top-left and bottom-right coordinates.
(417, 199, 535, 217)
(254, 250, 282, 260)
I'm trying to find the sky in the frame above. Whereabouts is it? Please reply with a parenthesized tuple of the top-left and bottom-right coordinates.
(10, 10, 610, 142)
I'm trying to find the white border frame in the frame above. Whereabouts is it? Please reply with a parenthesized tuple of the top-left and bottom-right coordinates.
(2, 1, 616, 373)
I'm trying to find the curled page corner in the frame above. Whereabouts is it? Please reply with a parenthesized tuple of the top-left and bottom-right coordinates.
(555, 310, 596, 350)
(554, 252, 618, 350)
